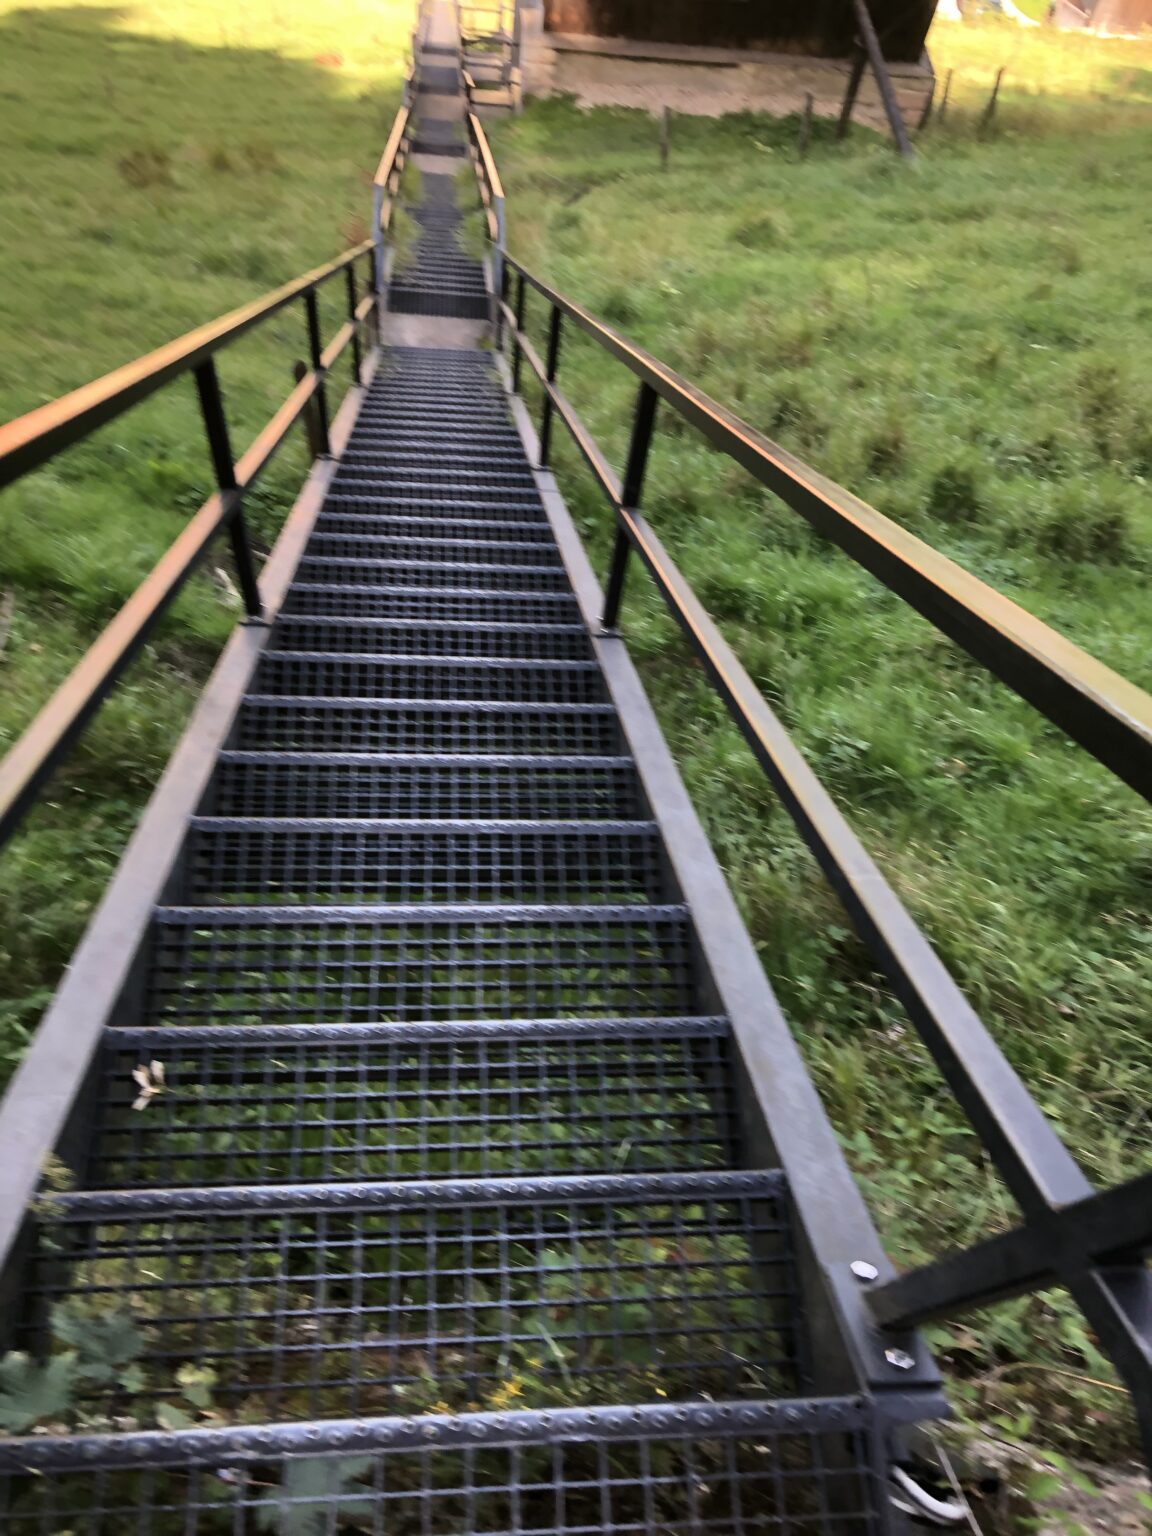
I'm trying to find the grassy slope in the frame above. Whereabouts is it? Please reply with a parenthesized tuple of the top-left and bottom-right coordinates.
(0, 0, 411, 1068)
(490, 17, 1152, 1458)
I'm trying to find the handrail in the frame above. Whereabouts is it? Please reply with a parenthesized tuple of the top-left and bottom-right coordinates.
(469, 108, 505, 204)
(0, 242, 371, 493)
(463, 103, 507, 311)
(494, 249, 1152, 1466)
(372, 103, 412, 191)
(504, 261, 1152, 803)
(0, 235, 381, 851)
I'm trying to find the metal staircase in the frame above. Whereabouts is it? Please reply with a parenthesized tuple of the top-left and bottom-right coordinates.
(0, 19, 910, 1529)
(3, 1, 1150, 1529)
(0, 363, 894, 1532)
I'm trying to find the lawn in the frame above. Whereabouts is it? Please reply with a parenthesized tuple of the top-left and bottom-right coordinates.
(488, 11, 1152, 1466)
(0, 0, 412, 1069)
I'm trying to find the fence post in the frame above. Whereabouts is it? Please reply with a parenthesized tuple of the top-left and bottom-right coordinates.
(659, 105, 670, 171)
(193, 359, 262, 620)
(798, 93, 814, 158)
(938, 67, 954, 124)
(837, 51, 866, 139)
(981, 66, 1005, 132)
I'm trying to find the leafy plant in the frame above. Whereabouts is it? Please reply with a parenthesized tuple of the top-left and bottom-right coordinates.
(51, 1304, 144, 1388)
(0, 1351, 77, 1433)
(255, 1456, 375, 1536)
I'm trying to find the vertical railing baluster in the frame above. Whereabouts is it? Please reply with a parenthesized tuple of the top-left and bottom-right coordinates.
(303, 288, 331, 456)
(601, 381, 658, 633)
(538, 305, 563, 468)
(365, 250, 381, 351)
(345, 264, 363, 384)
(510, 271, 526, 394)
(193, 359, 262, 620)
(496, 260, 509, 354)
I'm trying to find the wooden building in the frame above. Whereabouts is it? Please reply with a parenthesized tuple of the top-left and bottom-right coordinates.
(537, 0, 938, 64)
(518, 0, 937, 133)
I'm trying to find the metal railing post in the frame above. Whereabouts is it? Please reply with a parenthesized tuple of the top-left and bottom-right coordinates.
(538, 305, 563, 467)
(510, 271, 527, 394)
(345, 265, 363, 384)
(365, 249, 381, 349)
(192, 360, 262, 619)
(303, 288, 331, 456)
(492, 193, 507, 336)
(602, 381, 658, 632)
(372, 184, 386, 296)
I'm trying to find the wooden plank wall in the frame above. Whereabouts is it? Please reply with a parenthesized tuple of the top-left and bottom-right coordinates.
(542, 0, 938, 64)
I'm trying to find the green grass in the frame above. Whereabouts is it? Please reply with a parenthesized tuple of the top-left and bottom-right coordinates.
(489, 14, 1152, 1463)
(0, 0, 412, 1067)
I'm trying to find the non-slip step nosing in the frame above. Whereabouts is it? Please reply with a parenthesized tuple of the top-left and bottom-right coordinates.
(154, 900, 690, 924)
(0, 1394, 870, 1471)
(103, 1014, 729, 1048)
(257, 653, 599, 674)
(189, 816, 657, 835)
(215, 750, 635, 767)
(50, 1167, 781, 1219)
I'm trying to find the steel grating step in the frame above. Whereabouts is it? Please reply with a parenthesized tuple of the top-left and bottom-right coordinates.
(356, 397, 510, 415)
(24, 1172, 798, 1419)
(417, 63, 460, 92)
(346, 426, 524, 448)
(332, 467, 540, 495)
(147, 904, 697, 1024)
(357, 376, 505, 393)
(294, 558, 572, 593)
(328, 477, 540, 506)
(302, 531, 565, 562)
(410, 139, 466, 157)
(181, 818, 666, 905)
(355, 400, 512, 419)
(342, 446, 530, 469)
(253, 655, 606, 705)
(92, 1015, 735, 1186)
(279, 586, 583, 623)
(0, 1397, 882, 1535)
(311, 516, 556, 546)
(233, 697, 622, 754)
(209, 753, 643, 821)
(389, 285, 490, 320)
(319, 493, 548, 520)
(266, 617, 594, 661)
